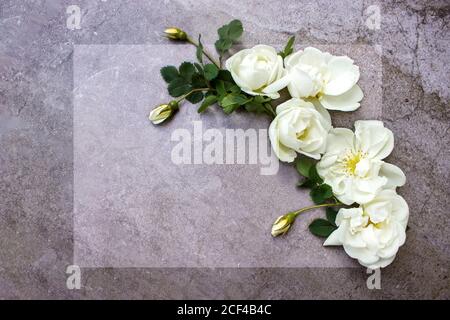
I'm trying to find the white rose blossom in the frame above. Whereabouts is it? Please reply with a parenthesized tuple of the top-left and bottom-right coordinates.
(268, 47, 363, 111)
(269, 98, 332, 162)
(324, 189, 409, 269)
(317, 120, 406, 205)
(225, 45, 287, 99)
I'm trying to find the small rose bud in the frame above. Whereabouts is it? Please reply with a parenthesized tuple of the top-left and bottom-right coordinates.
(271, 213, 296, 237)
(149, 101, 178, 125)
(164, 27, 187, 41)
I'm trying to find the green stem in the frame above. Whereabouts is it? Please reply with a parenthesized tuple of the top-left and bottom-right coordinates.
(176, 88, 212, 103)
(186, 36, 221, 68)
(292, 202, 344, 218)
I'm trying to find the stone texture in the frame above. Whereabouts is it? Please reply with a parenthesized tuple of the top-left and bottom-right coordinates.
(0, 0, 449, 299)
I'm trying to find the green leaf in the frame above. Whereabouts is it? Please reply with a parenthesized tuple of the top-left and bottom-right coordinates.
(308, 165, 323, 184)
(217, 20, 243, 41)
(215, 80, 226, 96)
(297, 178, 316, 188)
(160, 66, 179, 83)
(253, 96, 272, 103)
(191, 73, 207, 88)
(296, 156, 314, 178)
(279, 35, 295, 58)
(219, 93, 249, 114)
(215, 38, 233, 55)
(244, 100, 265, 114)
(220, 93, 251, 108)
(310, 184, 333, 204)
(217, 70, 234, 82)
(227, 20, 243, 40)
(194, 63, 203, 74)
(215, 20, 243, 56)
(217, 24, 229, 39)
(309, 219, 337, 238)
(326, 208, 338, 227)
(179, 62, 195, 82)
(223, 81, 240, 93)
(196, 34, 203, 64)
(168, 78, 191, 97)
(203, 64, 219, 81)
(243, 96, 275, 117)
(198, 95, 218, 113)
(186, 91, 204, 104)
(222, 103, 240, 114)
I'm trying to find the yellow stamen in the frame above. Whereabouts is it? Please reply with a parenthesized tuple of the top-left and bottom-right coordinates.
(340, 150, 365, 175)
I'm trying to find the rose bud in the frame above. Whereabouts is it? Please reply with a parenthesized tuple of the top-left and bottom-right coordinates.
(149, 101, 179, 125)
(164, 27, 187, 41)
(271, 212, 296, 237)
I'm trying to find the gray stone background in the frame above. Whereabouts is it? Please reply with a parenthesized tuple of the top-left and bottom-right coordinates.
(0, 0, 449, 299)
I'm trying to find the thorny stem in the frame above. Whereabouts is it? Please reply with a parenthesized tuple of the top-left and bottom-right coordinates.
(186, 36, 221, 68)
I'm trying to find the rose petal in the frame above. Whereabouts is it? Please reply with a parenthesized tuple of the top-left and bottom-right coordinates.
(319, 84, 363, 111)
(268, 119, 297, 162)
(379, 162, 406, 189)
(323, 56, 360, 96)
(287, 67, 315, 98)
(354, 120, 394, 160)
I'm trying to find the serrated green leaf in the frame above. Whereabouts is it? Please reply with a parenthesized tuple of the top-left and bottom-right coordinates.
(326, 208, 338, 227)
(244, 100, 265, 114)
(196, 34, 203, 64)
(223, 81, 239, 93)
(309, 219, 337, 238)
(296, 156, 314, 178)
(179, 62, 195, 82)
(222, 103, 240, 114)
(160, 66, 179, 83)
(310, 184, 333, 204)
(217, 70, 234, 82)
(217, 24, 229, 39)
(168, 78, 191, 97)
(215, 38, 233, 55)
(186, 91, 204, 104)
(217, 20, 243, 41)
(221, 93, 251, 108)
(191, 73, 207, 88)
(204, 64, 219, 81)
(308, 165, 323, 184)
(227, 20, 243, 40)
(279, 35, 295, 58)
(198, 95, 218, 113)
(215, 20, 243, 56)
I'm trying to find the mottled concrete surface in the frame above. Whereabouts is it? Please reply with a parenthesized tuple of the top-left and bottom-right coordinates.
(0, 0, 449, 299)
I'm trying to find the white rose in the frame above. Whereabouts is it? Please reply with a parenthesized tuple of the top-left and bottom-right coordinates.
(270, 47, 363, 111)
(225, 45, 288, 99)
(317, 120, 406, 205)
(324, 189, 409, 269)
(269, 98, 332, 162)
